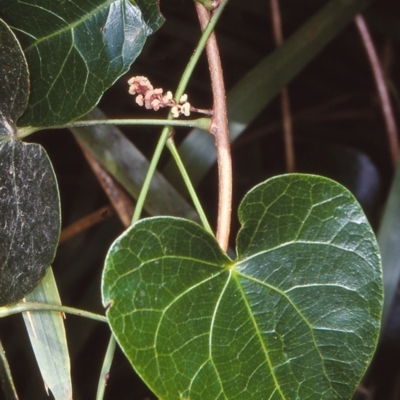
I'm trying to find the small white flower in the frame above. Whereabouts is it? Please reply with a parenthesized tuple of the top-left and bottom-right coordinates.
(163, 91, 173, 103)
(171, 106, 179, 118)
(182, 102, 191, 116)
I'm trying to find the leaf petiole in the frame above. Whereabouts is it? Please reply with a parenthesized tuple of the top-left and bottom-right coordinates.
(0, 302, 108, 323)
(96, 335, 117, 400)
(166, 137, 213, 235)
(17, 118, 211, 138)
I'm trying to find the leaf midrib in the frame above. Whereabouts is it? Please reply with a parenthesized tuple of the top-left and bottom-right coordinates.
(235, 269, 340, 398)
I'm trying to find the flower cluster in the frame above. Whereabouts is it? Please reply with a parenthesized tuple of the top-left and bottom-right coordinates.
(128, 76, 191, 118)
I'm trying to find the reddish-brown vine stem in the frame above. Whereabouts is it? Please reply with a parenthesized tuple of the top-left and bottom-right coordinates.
(355, 14, 399, 167)
(269, 0, 295, 172)
(195, 2, 232, 252)
(76, 137, 134, 228)
(60, 206, 114, 243)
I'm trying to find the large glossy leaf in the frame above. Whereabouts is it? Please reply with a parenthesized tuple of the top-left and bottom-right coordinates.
(0, 18, 29, 140)
(0, 140, 61, 306)
(102, 174, 383, 400)
(0, 0, 164, 128)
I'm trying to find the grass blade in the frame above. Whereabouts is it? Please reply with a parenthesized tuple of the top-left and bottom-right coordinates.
(23, 267, 72, 400)
(377, 160, 400, 329)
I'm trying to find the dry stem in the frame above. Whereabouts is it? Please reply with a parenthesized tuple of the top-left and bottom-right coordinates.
(355, 14, 398, 167)
(270, 0, 295, 172)
(60, 206, 114, 243)
(76, 138, 134, 228)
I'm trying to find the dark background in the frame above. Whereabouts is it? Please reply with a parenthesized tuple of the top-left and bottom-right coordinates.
(1, 0, 400, 398)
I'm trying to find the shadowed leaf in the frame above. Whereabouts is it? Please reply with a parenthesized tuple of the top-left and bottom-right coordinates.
(0, 141, 60, 306)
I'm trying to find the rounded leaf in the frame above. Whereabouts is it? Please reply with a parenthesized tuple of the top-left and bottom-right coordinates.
(0, 140, 61, 305)
(102, 174, 383, 399)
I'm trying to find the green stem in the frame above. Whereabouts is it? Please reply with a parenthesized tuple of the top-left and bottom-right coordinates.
(0, 339, 19, 400)
(166, 137, 213, 234)
(0, 302, 107, 323)
(175, 0, 229, 99)
(132, 0, 229, 224)
(96, 335, 117, 400)
(131, 127, 170, 224)
(18, 118, 211, 138)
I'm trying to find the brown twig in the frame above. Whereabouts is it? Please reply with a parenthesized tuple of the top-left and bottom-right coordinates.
(355, 14, 399, 167)
(195, 2, 232, 252)
(75, 137, 134, 228)
(60, 206, 114, 243)
(270, 0, 295, 172)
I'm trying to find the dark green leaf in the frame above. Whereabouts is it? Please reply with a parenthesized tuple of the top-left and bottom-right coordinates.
(0, 0, 164, 128)
(0, 18, 29, 139)
(0, 140, 60, 306)
(103, 174, 382, 400)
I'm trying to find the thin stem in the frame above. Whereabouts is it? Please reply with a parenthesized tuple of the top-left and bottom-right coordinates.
(355, 14, 398, 167)
(0, 302, 107, 323)
(270, 0, 295, 172)
(195, 1, 231, 251)
(60, 206, 114, 243)
(0, 339, 19, 400)
(175, 0, 229, 99)
(131, 128, 169, 224)
(131, 0, 229, 224)
(18, 118, 211, 138)
(77, 138, 134, 228)
(280, 88, 295, 171)
(166, 137, 213, 235)
(96, 335, 117, 400)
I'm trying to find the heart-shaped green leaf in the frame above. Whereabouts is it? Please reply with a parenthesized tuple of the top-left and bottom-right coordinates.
(0, 18, 29, 139)
(0, 140, 61, 306)
(0, 0, 164, 128)
(102, 174, 383, 399)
